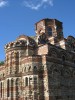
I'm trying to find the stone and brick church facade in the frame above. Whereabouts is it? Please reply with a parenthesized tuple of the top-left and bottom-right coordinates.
(0, 18, 75, 100)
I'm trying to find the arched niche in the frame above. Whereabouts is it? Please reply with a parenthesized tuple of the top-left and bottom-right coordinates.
(48, 47, 59, 57)
(59, 50, 69, 61)
(62, 67, 72, 78)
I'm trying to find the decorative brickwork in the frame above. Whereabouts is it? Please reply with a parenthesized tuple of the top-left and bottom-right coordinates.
(0, 18, 75, 100)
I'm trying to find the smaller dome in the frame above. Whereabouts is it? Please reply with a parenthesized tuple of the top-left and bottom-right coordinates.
(16, 35, 28, 41)
(5, 35, 37, 50)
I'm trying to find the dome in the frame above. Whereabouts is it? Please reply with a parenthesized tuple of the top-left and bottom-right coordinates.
(5, 35, 37, 50)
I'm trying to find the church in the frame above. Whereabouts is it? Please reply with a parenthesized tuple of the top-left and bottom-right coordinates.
(0, 18, 75, 100)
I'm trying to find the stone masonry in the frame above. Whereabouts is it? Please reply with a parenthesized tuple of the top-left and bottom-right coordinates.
(0, 18, 75, 100)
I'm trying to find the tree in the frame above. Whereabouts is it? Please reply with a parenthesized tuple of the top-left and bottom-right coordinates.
(0, 61, 4, 66)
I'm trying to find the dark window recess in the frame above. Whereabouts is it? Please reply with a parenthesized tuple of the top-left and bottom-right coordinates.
(1, 82, 2, 98)
(38, 35, 46, 44)
(25, 77, 28, 86)
(25, 67, 26, 71)
(34, 66, 37, 71)
(30, 78, 32, 80)
(62, 56, 65, 61)
(54, 69, 58, 72)
(74, 60, 75, 64)
(25, 97, 27, 100)
(47, 27, 52, 36)
(11, 79, 13, 97)
(29, 66, 31, 71)
(34, 77, 37, 84)
(74, 49, 75, 52)
(16, 78, 19, 96)
(38, 33, 48, 44)
(39, 39, 46, 44)
(7, 79, 10, 97)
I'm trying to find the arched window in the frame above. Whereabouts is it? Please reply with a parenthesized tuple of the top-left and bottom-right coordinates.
(28, 66, 31, 71)
(10, 43, 14, 47)
(15, 52, 19, 58)
(7, 79, 10, 97)
(25, 77, 28, 86)
(15, 52, 19, 74)
(62, 68, 71, 78)
(15, 41, 20, 46)
(47, 27, 52, 36)
(52, 68, 60, 78)
(11, 79, 13, 98)
(16, 78, 19, 96)
(24, 67, 26, 72)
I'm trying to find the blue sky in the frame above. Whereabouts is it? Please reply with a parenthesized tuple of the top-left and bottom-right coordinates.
(0, 0, 75, 61)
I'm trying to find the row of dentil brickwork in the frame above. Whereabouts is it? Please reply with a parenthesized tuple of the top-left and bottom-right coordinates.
(0, 18, 75, 100)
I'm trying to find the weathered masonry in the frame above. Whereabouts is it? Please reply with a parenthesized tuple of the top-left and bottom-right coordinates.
(0, 18, 75, 100)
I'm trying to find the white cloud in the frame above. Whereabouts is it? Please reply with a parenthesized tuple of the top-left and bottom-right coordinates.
(0, 0, 8, 7)
(23, 0, 53, 10)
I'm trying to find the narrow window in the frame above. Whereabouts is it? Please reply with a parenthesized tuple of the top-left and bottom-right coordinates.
(16, 78, 19, 96)
(1, 82, 2, 98)
(15, 52, 19, 74)
(62, 55, 65, 61)
(25, 97, 27, 100)
(47, 27, 52, 36)
(25, 77, 28, 86)
(7, 79, 10, 97)
(28, 66, 31, 71)
(34, 77, 37, 84)
(24, 67, 26, 72)
(11, 79, 13, 98)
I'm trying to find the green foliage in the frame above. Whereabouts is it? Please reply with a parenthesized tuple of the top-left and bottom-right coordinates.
(0, 61, 4, 66)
